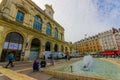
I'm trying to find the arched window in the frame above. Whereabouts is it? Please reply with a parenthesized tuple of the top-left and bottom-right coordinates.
(46, 23, 51, 35)
(45, 42, 51, 51)
(33, 15, 42, 30)
(16, 10, 24, 23)
(54, 44, 58, 52)
(54, 28, 58, 38)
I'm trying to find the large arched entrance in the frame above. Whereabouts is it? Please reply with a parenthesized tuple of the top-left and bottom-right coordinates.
(30, 38, 40, 60)
(1, 32, 23, 61)
(45, 42, 51, 51)
(54, 44, 58, 52)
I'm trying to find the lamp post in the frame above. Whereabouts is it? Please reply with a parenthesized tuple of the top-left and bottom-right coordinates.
(84, 34, 88, 54)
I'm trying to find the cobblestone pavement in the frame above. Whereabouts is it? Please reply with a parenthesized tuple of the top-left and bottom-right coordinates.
(0, 58, 81, 80)
(0, 61, 56, 80)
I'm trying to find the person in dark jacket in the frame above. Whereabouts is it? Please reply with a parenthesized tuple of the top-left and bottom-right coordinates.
(33, 59, 39, 71)
(40, 59, 46, 68)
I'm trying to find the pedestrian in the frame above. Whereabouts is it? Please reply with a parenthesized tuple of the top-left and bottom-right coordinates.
(40, 59, 46, 68)
(49, 54, 55, 65)
(65, 52, 70, 61)
(5, 52, 14, 68)
(68, 54, 71, 61)
(33, 59, 39, 72)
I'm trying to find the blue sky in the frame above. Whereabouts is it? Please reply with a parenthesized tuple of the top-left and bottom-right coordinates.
(32, 0, 120, 42)
(93, 0, 120, 27)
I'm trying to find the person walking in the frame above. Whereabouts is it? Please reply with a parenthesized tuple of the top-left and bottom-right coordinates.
(65, 52, 70, 61)
(49, 54, 55, 65)
(5, 52, 14, 68)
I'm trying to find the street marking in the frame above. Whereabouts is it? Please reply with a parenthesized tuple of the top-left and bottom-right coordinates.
(15, 68, 32, 72)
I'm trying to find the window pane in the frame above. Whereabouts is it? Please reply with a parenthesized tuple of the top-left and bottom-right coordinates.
(33, 15, 42, 30)
(54, 28, 58, 38)
(16, 10, 24, 22)
(46, 23, 51, 35)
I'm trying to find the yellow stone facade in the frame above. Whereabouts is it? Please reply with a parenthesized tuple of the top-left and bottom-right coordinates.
(0, 0, 72, 61)
(76, 36, 103, 55)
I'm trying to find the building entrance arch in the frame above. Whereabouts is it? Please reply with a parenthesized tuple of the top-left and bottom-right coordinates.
(54, 44, 58, 52)
(30, 38, 40, 60)
(1, 32, 23, 61)
(45, 42, 51, 51)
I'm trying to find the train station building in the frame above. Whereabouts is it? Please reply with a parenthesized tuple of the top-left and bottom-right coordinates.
(0, 0, 73, 61)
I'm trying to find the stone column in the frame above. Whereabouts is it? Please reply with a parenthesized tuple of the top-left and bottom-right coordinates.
(57, 29, 60, 40)
(62, 32, 65, 41)
(24, 35, 33, 61)
(42, 20, 46, 34)
(0, 27, 5, 60)
(41, 39, 46, 52)
(52, 27, 55, 38)
(67, 47, 70, 53)
(51, 43, 54, 52)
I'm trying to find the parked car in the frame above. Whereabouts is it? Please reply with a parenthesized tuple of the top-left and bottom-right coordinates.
(50, 52, 66, 59)
(71, 53, 80, 58)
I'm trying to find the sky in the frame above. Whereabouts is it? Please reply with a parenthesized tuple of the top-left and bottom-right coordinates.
(32, 0, 120, 43)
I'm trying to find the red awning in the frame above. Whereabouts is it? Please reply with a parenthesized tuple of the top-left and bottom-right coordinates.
(102, 51, 114, 55)
(117, 50, 120, 54)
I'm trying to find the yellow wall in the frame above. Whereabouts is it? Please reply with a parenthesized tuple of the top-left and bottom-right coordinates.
(77, 38, 102, 55)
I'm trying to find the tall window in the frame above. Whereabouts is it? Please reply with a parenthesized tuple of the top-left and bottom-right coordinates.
(16, 10, 24, 22)
(54, 28, 58, 38)
(33, 15, 42, 30)
(46, 23, 51, 35)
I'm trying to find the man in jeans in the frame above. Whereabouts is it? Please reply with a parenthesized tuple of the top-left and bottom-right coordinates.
(5, 52, 14, 68)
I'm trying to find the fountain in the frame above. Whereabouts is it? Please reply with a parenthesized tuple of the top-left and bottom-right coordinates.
(58, 58, 120, 80)
(82, 55, 93, 71)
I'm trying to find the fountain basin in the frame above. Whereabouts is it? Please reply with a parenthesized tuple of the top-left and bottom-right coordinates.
(57, 59, 120, 80)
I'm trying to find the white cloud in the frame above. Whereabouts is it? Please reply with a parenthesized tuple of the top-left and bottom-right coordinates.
(32, 0, 118, 42)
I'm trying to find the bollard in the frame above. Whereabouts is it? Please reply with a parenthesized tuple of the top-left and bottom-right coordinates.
(70, 66, 73, 73)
